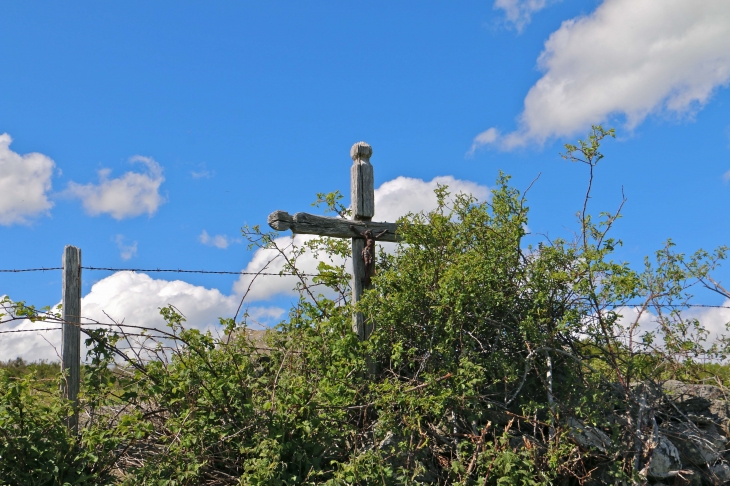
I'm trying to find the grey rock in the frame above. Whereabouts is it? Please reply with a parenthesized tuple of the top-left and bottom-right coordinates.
(566, 417, 612, 453)
(509, 435, 524, 451)
(661, 422, 723, 465)
(708, 463, 730, 485)
(645, 433, 682, 480)
(663, 381, 730, 423)
(378, 431, 396, 450)
(663, 381, 727, 402)
(685, 468, 703, 486)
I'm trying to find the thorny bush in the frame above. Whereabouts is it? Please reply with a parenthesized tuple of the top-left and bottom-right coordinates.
(1, 126, 729, 485)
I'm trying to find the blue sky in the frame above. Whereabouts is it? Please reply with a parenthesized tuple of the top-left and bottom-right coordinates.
(2, 1, 730, 359)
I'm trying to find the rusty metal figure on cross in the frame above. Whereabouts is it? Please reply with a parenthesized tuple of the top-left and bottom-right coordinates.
(350, 226, 388, 286)
(267, 142, 398, 341)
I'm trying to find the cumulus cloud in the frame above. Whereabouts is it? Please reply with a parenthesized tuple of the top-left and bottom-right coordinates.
(494, 0, 553, 32)
(612, 305, 663, 346)
(474, 0, 730, 151)
(612, 300, 730, 351)
(246, 306, 286, 326)
(191, 170, 215, 179)
(114, 234, 138, 260)
(0, 133, 55, 225)
(0, 273, 284, 362)
(199, 230, 239, 249)
(66, 156, 166, 219)
(468, 128, 500, 157)
(80, 272, 239, 330)
(685, 300, 730, 340)
(232, 176, 490, 301)
(372, 176, 489, 223)
(0, 296, 63, 363)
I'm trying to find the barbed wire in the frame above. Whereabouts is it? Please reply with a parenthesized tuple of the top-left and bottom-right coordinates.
(1, 269, 729, 309)
(83, 266, 322, 276)
(0, 327, 62, 334)
(0, 267, 62, 272)
(1, 302, 730, 336)
(1, 266, 322, 277)
(607, 303, 730, 309)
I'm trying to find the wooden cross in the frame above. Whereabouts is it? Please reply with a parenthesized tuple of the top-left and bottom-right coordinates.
(268, 141, 397, 340)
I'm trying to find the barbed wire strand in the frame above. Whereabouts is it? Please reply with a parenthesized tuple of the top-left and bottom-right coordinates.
(0, 267, 62, 272)
(83, 266, 321, 276)
(1, 269, 728, 308)
(0, 327, 62, 334)
(1, 266, 323, 276)
(607, 303, 730, 309)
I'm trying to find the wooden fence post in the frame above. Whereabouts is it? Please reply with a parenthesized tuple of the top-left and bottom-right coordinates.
(61, 245, 81, 432)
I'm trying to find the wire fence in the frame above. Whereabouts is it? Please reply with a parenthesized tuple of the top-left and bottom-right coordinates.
(3, 266, 729, 307)
(1, 266, 320, 276)
(2, 264, 730, 339)
(0, 262, 330, 343)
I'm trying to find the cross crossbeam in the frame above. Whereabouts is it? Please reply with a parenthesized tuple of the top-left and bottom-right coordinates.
(267, 211, 398, 242)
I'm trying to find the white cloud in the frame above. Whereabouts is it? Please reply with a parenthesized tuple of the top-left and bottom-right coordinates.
(199, 230, 239, 249)
(494, 0, 553, 32)
(0, 296, 63, 363)
(685, 300, 730, 340)
(0, 133, 55, 225)
(468, 128, 500, 156)
(232, 176, 490, 301)
(66, 156, 166, 219)
(246, 306, 286, 326)
(723, 170, 730, 183)
(114, 234, 138, 260)
(191, 170, 215, 179)
(372, 175, 489, 223)
(612, 301, 730, 352)
(0, 273, 284, 362)
(80, 272, 239, 331)
(475, 0, 730, 151)
(612, 305, 662, 347)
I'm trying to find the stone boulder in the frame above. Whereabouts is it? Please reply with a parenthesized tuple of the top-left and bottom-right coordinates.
(660, 421, 724, 466)
(707, 463, 730, 485)
(663, 380, 730, 425)
(566, 417, 612, 453)
(644, 433, 682, 480)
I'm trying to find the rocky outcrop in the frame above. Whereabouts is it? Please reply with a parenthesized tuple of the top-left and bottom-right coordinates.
(663, 380, 730, 428)
(638, 380, 730, 484)
(645, 433, 682, 480)
(567, 416, 612, 453)
(661, 421, 725, 465)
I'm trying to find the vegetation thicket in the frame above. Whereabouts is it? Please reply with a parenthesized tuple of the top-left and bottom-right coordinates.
(1, 127, 729, 485)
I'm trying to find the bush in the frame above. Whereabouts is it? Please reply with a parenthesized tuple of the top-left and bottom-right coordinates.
(2, 126, 728, 484)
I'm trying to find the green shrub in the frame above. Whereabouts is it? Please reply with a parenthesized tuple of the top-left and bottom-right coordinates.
(2, 126, 728, 484)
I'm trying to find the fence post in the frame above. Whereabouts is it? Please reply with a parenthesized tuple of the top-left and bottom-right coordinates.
(61, 245, 81, 432)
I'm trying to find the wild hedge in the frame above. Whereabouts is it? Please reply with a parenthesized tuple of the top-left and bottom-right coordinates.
(1, 127, 728, 485)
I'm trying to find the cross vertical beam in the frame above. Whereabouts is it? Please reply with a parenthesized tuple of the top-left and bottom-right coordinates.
(350, 142, 374, 340)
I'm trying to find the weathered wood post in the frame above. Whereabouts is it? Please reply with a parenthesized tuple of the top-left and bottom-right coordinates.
(350, 142, 374, 340)
(61, 245, 81, 432)
(267, 141, 397, 345)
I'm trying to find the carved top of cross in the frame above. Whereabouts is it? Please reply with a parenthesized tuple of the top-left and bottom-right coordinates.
(350, 141, 372, 162)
